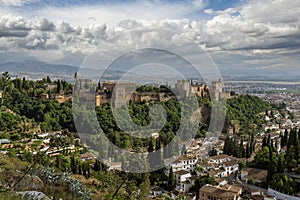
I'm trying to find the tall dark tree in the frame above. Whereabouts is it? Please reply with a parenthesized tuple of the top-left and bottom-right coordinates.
(82, 163, 87, 178)
(57, 79, 61, 94)
(167, 167, 175, 191)
(209, 147, 217, 156)
(239, 139, 245, 158)
(148, 139, 154, 152)
(280, 132, 284, 148)
(262, 135, 267, 149)
(155, 137, 161, 150)
(267, 134, 271, 147)
(270, 139, 274, 150)
(148, 139, 157, 168)
(277, 155, 284, 173)
(223, 136, 231, 155)
(94, 159, 101, 172)
(267, 146, 274, 183)
(286, 145, 297, 172)
(246, 143, 250, 159)
(288, 128, 297, 151)
(46, 76, 51, 83)
(181, 144, 187, 155)
(283, 129, 288, 147)
(97, 81, 101, 90)
(87, 165, 91, 179)
(78, 163, 82, 175)
(70, 155, 77, 174)
(22, 77, 29, 90)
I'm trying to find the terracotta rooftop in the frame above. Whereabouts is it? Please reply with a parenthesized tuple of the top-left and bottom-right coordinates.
(174, 170, 190, 176)
(221, 159, 239, 167)
(209, 154, 233, 160)
(200, 184, 242, 198)
(222, 184, 243, 193)
(176, 155, 197, 161)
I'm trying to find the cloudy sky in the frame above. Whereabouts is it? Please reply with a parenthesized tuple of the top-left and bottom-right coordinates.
(0, 0, 300, 78)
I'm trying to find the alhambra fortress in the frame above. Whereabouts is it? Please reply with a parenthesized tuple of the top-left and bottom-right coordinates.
(73, 74, 231, 108)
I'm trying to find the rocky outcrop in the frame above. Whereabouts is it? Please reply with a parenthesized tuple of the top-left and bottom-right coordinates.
(2, 171, 44, 191)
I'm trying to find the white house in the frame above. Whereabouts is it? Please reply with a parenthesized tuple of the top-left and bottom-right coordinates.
(174, 170, 192, 193)
(197, 154, 240, 178)
(220, 160, 239, 176)
(208, 154, 232, 164)
(168, 155, 198, 174)
(150, 186, 164, 197)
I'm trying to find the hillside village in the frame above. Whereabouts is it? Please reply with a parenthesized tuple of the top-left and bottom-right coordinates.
(0, 73, 299, 199)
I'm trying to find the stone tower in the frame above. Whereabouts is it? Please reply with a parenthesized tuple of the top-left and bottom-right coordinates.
(210, 78, 223, 100)
(112, 82, 136, 108)
(175, 80, 191, 98)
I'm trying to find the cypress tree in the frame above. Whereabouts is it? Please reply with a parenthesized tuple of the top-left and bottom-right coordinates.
(223, 137, 230, 155)
(94, 159, 100, 171)
(280, 133, 284, 148)
(209, 147, 217, 156)
(71, 155, 77, 174)
(155, 137, 161, 150)
(295, 129, 299, 162)
(148, 139, 157, 168)
(46, 76, 51, 83)
(271, 139, 274, 150)
(238, 139, 244, 158)
(288, 129, 295, 150)
(78, 163, 82, 175)
(267, 145, 274, 183)
(154, 138, 163, 167)
(168, 167, 175, 191)
(277, 155, 284, 173)
(246, 143, 250, 159)
(57, 79, 61, 94)
(97, 81, 101, 90)
(267, 134, 271, 147)
(83, 163, 87, 178)
(283, 129, 288, 147)
(262, 135, 267, 149)
(87, 165, 90, 179)
(148, 139, 154, 152)
(181, 144, 187, 155)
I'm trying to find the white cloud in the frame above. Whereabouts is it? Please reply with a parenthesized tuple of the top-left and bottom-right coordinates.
(0, 0, 299, 76)
(0, 0, 40, 6)
(240, 0, 300, 24)
(204, 8, 238, 15)
(35, 0, 206, 27)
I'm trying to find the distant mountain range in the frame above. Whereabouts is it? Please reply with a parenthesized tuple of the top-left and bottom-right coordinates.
(1, 60, 299, 82)
(0, 61, 127, 80)
(0, 61, 78, 75)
